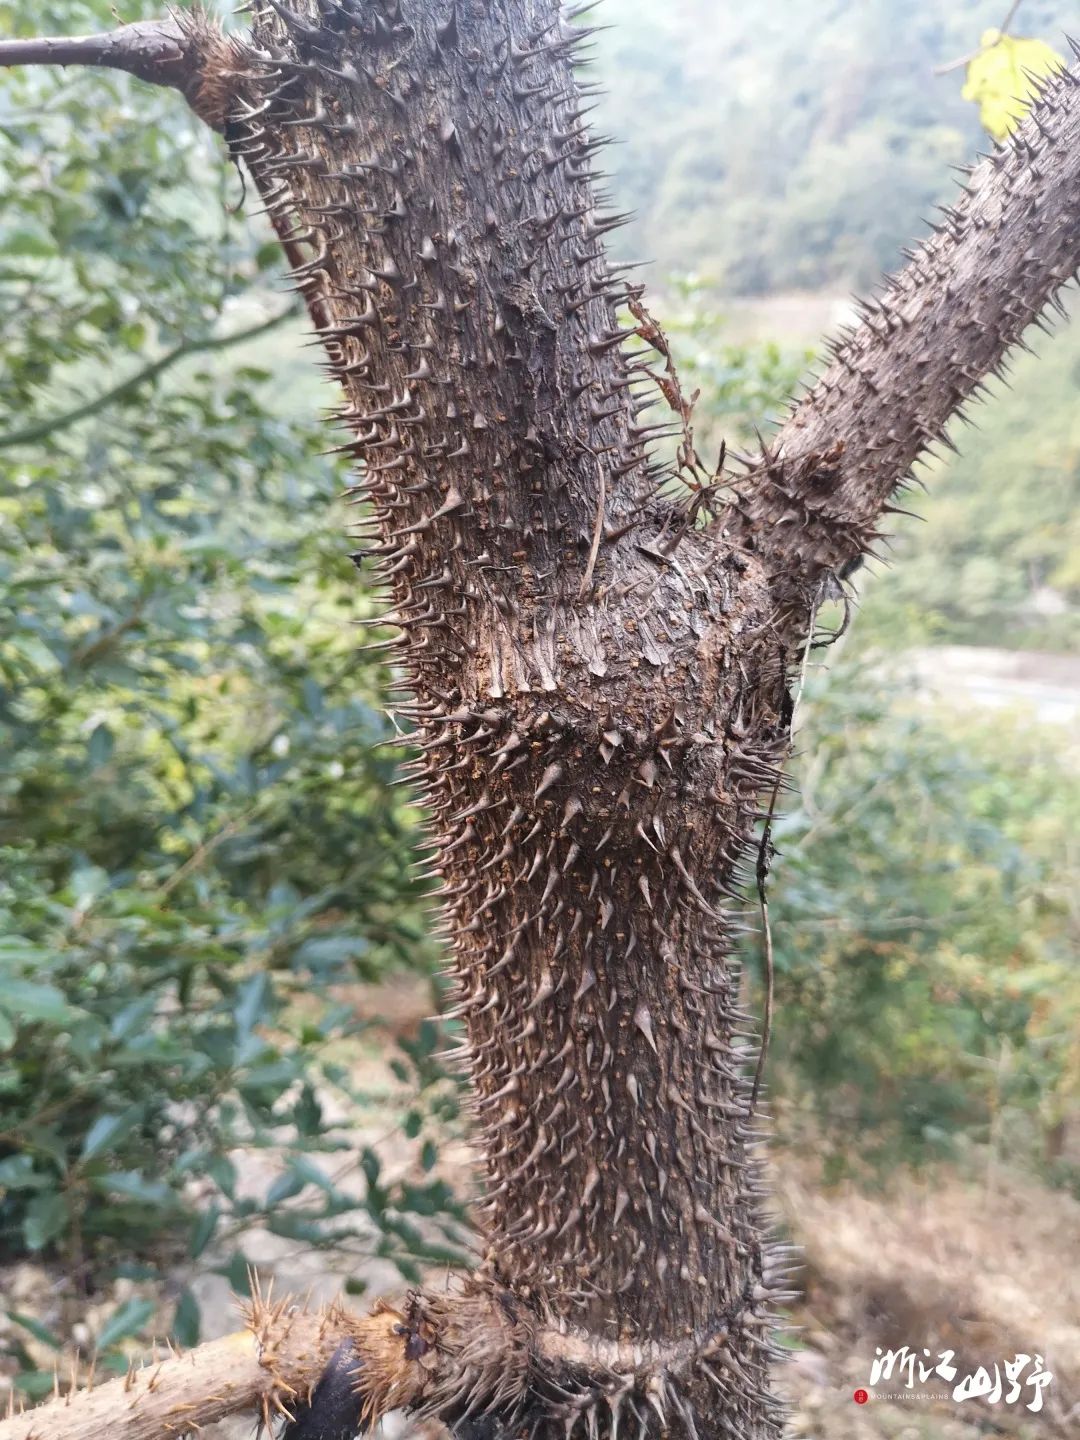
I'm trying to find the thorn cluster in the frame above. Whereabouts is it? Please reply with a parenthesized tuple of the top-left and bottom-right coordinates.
(221, 3, 800, 1435)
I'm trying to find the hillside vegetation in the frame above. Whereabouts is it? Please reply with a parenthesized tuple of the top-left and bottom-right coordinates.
(597, 0, 1078, 293)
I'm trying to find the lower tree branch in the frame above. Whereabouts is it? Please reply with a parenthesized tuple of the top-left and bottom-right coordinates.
(0, 1280, 749, 1440)
(0, 1307, 351, 1440)
(723, 56, 1080, 631)
(0, 10, 240, 132)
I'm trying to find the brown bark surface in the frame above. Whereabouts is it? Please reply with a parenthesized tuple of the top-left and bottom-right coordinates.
(0, 1312, 347, 1440)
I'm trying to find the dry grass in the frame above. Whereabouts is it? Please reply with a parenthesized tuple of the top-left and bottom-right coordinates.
(775, 1152, 1080, 1436)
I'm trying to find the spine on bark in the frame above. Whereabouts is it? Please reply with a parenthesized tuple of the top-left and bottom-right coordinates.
(2, 4, 1080, 1439)
(226, 4, 791, 1433)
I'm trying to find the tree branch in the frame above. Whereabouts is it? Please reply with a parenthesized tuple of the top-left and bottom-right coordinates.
(723, 56, 1080, 628)
(0, 306, 296, 452)
(0, 1278, 746, 1440)
(0, 1307, 352, 1440)
(934, 0, 1024, 76)
(0, 10, 240, 131)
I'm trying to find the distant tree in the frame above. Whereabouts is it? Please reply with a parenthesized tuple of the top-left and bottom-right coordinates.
(2, 4, 1079, 1437)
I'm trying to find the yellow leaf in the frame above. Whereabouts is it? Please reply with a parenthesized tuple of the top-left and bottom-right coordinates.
(961, 30, 1066, 140)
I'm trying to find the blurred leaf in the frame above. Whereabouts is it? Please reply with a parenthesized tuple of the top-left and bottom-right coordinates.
(13, 1372, 60, 1402)
(87, 724, 115, 769)
(0, 980, 82, 1026)
(172, 1288, 201, 1349)
(96, 1298, 156, 1351)
(22, 1193, 69, 1251)
(962, 31, 1066, 139)
(80, 1109, 143, 1163)
(217, 1252, 253, 1297)
(6, 1312, 62, 1351)
(4, 226, 55, 258)
(266, 1169, 305, 1206)
(93, 1172, 179, 1207)
(293, 1083, 323, 1136)
(0, 1155, 47, 1191)
(185, 1205, 218, 1263)
(234, 973, 273, 1039)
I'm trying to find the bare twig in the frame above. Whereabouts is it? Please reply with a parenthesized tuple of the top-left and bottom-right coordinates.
(0, 307, 295, 452)
(934, 0, 1024, 76)
(157, 801, 265, 898)
(0, 12, 238, 131)
(70, 605, 146, 669)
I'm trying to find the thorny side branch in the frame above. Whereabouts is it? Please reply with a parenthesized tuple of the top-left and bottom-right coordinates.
(723, 53, 1080, 628)
(0, 11, 237, 132)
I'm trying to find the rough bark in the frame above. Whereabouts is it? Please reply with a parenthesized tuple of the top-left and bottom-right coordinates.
(4, 5, 1080, 1440)
(214, 7, 791, 1434)
(723, 51, 1080, 631)
(0, 12, 239, 131)
(0, 1305, 355, 1440)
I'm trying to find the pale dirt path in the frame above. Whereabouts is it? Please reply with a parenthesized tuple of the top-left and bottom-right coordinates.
(909, 646, 1080, 732)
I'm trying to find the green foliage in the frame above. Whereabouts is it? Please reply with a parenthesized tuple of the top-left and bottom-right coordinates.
(0, 0, 462, 1372)
(595, 0, 1077, 294)
(759, 658, 1080, 1179)
(855, 301, 1080, 652)
(660, 277, 814, 455)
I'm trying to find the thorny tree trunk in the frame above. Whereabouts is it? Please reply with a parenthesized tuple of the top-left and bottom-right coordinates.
(3, 4, 1080, 1439)
(223, 5, 790, 1433)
